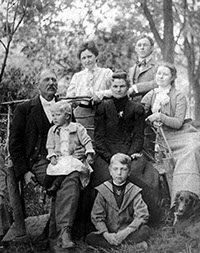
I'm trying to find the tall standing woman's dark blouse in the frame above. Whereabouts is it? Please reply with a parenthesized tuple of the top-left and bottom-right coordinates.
(94, 96, 145, 163)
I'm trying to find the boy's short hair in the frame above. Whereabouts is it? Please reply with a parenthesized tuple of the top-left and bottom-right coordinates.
(109, 153, 132, 170)
(135, 34, 154, 46)
(51, 100, 72, 115)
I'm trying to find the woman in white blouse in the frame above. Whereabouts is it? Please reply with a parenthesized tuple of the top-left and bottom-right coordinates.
(67, 40, 113, 102)
(66, 40, 113, 138)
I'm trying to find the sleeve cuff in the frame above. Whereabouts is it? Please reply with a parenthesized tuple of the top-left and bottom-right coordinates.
(128, 218, 145, 231)
(96, 222, 109, 234)
(95, 89, 112, 100)
(46, 153, 57, 160)
(85, 149, 95, 155)
(132, 85, 138, 93)
(128, 85, 138, 95)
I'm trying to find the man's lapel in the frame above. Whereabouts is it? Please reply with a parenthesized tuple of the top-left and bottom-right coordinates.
(30, 96, 44, 131)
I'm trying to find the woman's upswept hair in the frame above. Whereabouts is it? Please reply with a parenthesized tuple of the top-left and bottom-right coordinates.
(112, 69, 130, 88)
(157, 62, 177, 85)
(77, 40, 99, 59)
(109, 153, 132, 171)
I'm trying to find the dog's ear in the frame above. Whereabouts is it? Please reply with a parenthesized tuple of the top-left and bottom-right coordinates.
(189, 192, 199, 209)
(175, 191, 181, 202)
(189, 192, 199, 207)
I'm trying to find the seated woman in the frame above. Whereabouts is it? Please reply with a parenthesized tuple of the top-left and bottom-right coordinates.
(93, 69, 162, 223)
(66, 40, 113, 139)
(141, 62, 200, 205)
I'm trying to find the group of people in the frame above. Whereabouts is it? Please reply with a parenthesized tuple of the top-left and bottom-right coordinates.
(8, 34, 200, 251)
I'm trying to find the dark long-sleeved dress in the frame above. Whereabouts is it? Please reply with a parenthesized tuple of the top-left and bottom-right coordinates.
(94, 96, 145, 165)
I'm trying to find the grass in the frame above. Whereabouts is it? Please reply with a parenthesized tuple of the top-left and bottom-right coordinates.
(2, 227, 200, 253)
(1, 181, 200, 253)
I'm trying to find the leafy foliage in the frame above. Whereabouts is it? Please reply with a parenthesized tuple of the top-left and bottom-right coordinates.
(0, 66, 37, 103)
(0, 0, 200, 115)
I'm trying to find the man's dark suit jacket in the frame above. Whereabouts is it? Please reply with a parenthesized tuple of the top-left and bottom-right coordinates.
(9, 96, 52, 180)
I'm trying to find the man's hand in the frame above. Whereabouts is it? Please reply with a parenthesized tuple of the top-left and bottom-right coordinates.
(103, 232, 119, 246)
(127, 85, 137, 96)
(86, 153, 94, 164)
(24, 171, 37, 185)
(103, 89, 112, 98)
(73, 145, 85, 161)
(91, 94, 101, 105)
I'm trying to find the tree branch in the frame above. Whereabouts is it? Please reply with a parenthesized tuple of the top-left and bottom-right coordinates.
(0, 0, 26, 83)
(173, 3, 186, 45)
(0, 40, 7, 50)
(141, 0, 163, 51)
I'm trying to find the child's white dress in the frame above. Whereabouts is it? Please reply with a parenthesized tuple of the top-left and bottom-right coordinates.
(46, 122, 94, 188)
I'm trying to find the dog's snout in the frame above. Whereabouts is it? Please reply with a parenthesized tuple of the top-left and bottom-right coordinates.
(177, 203, 185, 215)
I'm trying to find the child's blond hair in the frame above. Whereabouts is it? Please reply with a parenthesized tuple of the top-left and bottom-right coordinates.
(51, 100, 72, 116)
(109, 153, 131, 170)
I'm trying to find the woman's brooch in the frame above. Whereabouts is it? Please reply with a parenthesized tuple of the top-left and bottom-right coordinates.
(161, 94, 170, 106)
(118, 111, 124, 118)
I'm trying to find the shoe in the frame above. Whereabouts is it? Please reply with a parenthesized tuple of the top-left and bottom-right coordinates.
(32, 232, 49, 251)
(57, 227, 75, 249)
(136, 241, 148, 250)
(32, 219, 50, 251)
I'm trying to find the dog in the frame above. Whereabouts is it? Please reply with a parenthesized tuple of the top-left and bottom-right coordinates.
(172, 190, 200, 226)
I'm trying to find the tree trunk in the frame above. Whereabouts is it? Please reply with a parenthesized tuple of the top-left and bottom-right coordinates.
(193, 79, 200, 121)
(142, 0, 175, 63)
(163, 0, 174, 63)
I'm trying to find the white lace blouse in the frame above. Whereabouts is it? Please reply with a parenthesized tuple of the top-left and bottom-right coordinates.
(67, 66, 113, 99)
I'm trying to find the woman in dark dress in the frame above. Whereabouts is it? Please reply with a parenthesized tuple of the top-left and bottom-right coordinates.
(94, 70, 145, 184)
(93, 69, 162, 223)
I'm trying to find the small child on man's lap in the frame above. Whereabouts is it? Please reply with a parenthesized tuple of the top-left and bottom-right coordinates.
(85, 153, 150, 249)
(43, 100, 94, 196)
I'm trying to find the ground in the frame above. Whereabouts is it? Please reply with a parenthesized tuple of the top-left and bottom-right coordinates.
(2, 225, 200, 253)
(1, 169, 200, 253)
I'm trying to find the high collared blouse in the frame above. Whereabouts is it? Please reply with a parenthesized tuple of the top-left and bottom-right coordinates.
(141, 86, 187, 130)
(67, 66, 113, 99)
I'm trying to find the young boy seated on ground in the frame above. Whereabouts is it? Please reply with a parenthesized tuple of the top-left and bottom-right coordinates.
(85, 153, 150, 249)
(43, 100, 94, 196)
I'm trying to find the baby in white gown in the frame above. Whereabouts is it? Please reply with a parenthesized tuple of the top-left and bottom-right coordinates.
(44, 100, 94, 195)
